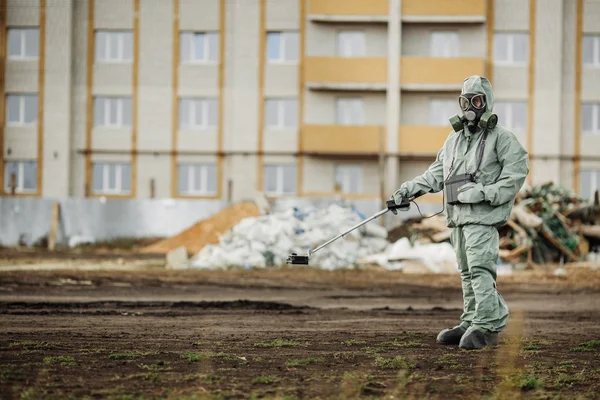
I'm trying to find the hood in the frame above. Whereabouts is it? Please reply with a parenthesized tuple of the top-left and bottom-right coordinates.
(461, 75, 494, 112)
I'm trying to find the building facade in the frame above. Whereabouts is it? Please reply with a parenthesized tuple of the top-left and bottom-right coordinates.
(1, 0, 600, 202)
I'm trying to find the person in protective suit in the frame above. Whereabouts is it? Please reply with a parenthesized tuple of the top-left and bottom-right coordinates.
(392, 75, 529, 350)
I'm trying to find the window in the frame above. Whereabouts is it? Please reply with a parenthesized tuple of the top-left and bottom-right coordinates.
(92, 163, 131, 194)
(430, 31, 459, 58)
(428, 99, 458, 126)
(264, 164, 296, 195)
(335, 165, 362, 194)
(582, 103, 600, 136)
(267, 31, 299, 62)
(94, 97, 132, 128)
(584, 35, 600, 67)
(580, 170, 600, 200)
(95, 31, 133, 63)
(178, 164, 217, 195)
(4, 161, 37, 193)
(265, 98, 298, 129)
(494, 101, 527, 133)
(336, 98, 364, 125)
(180, 32, 219, 63)
(8, 28, 39, 59)
(494, 33, 528, 65)
(179, 98, 218, 130)
(6, 94, 38, 126)
(337, 31, 366, 57)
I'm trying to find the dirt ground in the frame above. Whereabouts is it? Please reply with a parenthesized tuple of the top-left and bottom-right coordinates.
(0, 261, 599, 400)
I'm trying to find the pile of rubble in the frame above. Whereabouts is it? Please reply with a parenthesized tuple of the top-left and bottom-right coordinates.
(388, 183, 600, 269)
(189, 204, 390, 270)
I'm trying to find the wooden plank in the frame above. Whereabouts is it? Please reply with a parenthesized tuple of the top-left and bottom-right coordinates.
(539, 226, 578, 262)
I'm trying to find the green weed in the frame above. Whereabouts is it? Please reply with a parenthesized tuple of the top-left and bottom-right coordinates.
(253, 375, 278, 384)
(286, 357, 324, 367)
(253, 338, 303, 348)
(570, 340, 600, 352)
(108, 353, 138, 360)
(375, 356, 416, 371)
(341, 339, 367, 346)
(43, 356, 76, 367)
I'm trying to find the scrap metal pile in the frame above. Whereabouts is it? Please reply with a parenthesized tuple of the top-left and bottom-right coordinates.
(388, 183, 600, 268)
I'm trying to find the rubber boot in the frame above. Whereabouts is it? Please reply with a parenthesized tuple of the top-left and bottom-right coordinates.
(458, 327, 498, 350)
(436, 325, 467, 345)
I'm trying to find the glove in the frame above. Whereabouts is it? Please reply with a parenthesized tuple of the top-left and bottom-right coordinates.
(457, 182, 485, 204)
(392, 185, 409, 206)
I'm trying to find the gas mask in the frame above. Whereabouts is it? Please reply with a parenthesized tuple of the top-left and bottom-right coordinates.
(449, 93, 498, 133)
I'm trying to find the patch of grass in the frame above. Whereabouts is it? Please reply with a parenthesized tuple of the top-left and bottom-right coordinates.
(333, 352, 358, 361)
(554, 369, 586, 389)
(0, 367, 16, 382)
(108, 353, 138, 360)
(138, 361, 171, 371)
(435, 353, 459, 367)
(253, 338, 303, 348)
(517, 374, 543, 391)
(9, 341, 54, 350)
(341, 339, 367, 346)
(361, 347, 384, 357)
(19, 389, 38, 400)
(385, 339, 425, 348)
(43, 355, 76, 367)
(570, 340, 600, 352)
(202, 373, 224, 385)
(482, 375, 494, 382)
(192, 341, 207, 346)
(180, 352, 208, 362)
(375, 356, 416, 371)
(286, 357, 324, 367)
(253, 375, 278, 385)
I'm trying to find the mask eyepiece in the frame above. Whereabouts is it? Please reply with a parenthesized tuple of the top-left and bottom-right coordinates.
(459, 93, 486, 111)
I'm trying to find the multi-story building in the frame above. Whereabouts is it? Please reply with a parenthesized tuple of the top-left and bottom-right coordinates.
(1, 0, 599, 204)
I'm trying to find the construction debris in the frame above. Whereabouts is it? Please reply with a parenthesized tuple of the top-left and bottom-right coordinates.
(388, 183, 600, 269)
(189, 204, 390, 270)
(141, 202, 260, 255)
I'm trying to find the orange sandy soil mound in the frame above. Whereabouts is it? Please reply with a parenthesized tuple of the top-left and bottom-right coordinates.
(139, 202, 260, 255)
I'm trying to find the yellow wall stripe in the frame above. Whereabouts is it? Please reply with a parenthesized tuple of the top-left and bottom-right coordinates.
(0, 0, 7, 194)
(256, 0, 266, 192)
(218, 0, 226, 199)
(297, 0, 305, 196)
(85, 0, 95, 196)
(131, 0, 140, 198)
(526, 0, 536, 185)
(171, 0, 180, 198)
(486, 0, 494, 82)
(573, 0, 583, 193)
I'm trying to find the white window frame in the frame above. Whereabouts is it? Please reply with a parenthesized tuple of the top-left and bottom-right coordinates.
(266, 31, 299, 63)
(336, 31, 366, 57)
(580, 170, 600, 200)
(429, 31, 459, 58)
(265, 98, 298, 130)
(264, 165, 296, 196)
(94, 97, 131, 128)
(335, 164, 363, 194)
(583, 35, 600, 68)
(6, 94, 38, 126)
(336, 98, 365, 126)
(92, 163, 131, 195)
(428, 98, 457, 126)
(494, 32, 528, 66)
(582, 103, 600, 136)
(494, 101, 527, 134)
(7, 28, 39, 60)
(95, 30, 133, 63)
(178, 164, 217, 195)
(3, 161, 37, 193)
(180, 32, 219, 64)
(179, 98, 217, 130)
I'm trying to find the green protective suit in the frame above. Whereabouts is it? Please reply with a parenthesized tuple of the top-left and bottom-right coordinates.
(401, 75, 529, 333)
